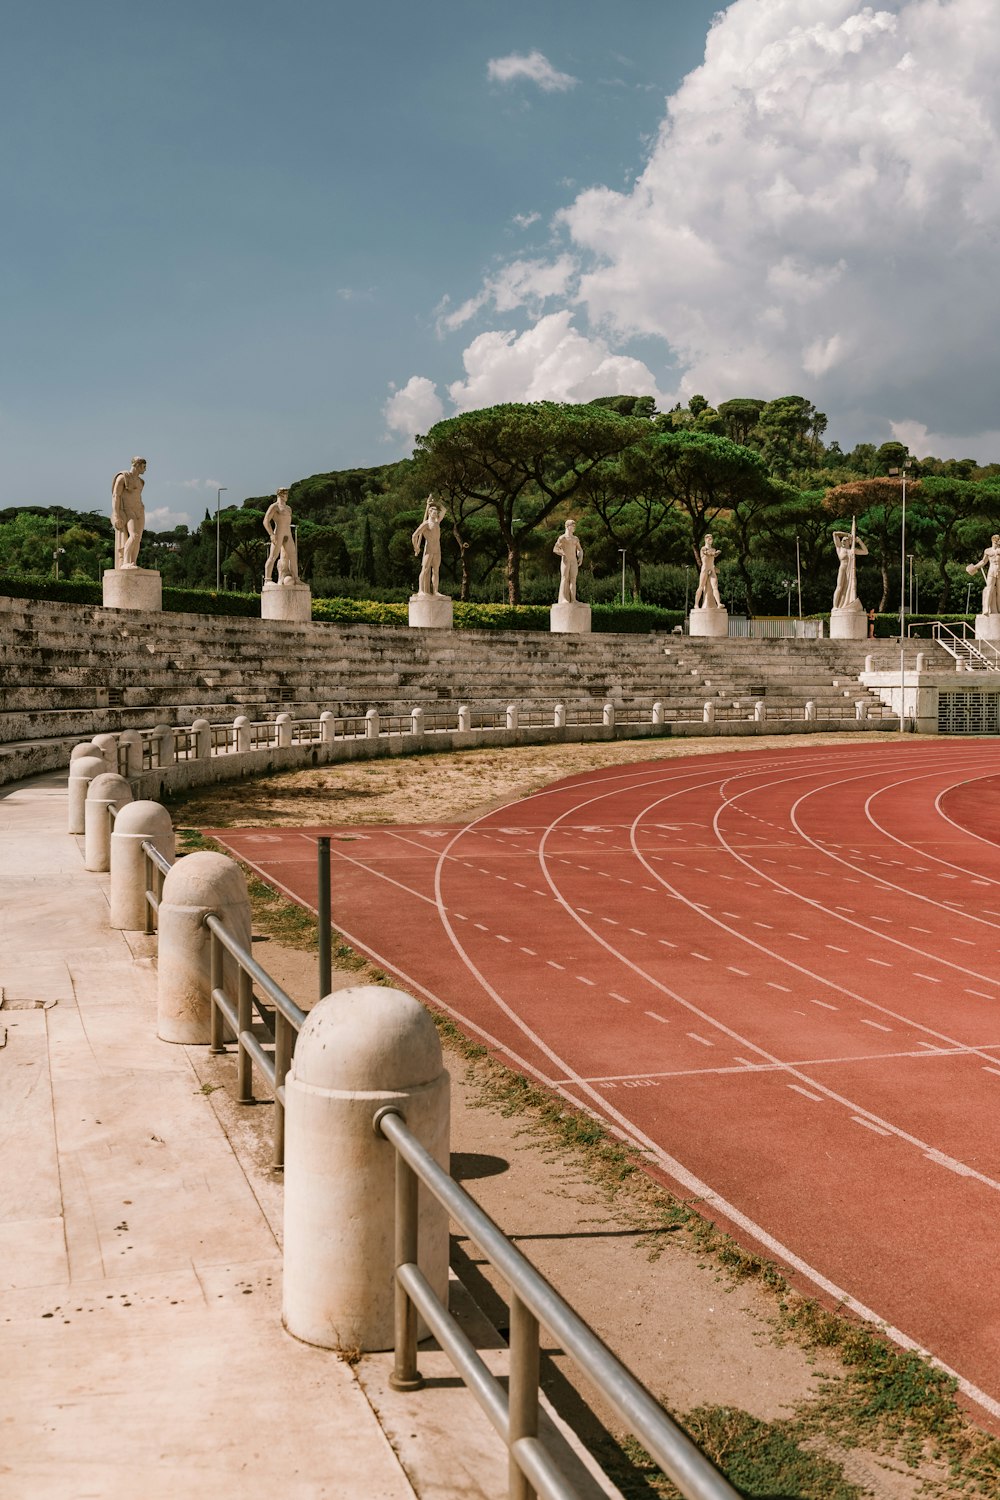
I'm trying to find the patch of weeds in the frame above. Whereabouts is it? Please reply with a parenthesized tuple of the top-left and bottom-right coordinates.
(176, 827, 218, 854)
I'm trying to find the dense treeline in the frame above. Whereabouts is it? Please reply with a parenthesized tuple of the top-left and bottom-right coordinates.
(5, 391, 1000, 617)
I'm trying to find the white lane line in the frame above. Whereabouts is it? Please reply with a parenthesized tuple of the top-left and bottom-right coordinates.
(609, 992, 631, 1005)
(474, 922, 488, 931)
(967, 989, 994, 999)
(628, 927, 647, 936)
(520, 946, 536, 956)
(869, 915, 892, 924)
(513, 881, 527, 889)
(577, 975, 595, 987)
(788, 1084, 824, 1102)
(853, 1117, 894, 1137)
(982, 1066, 1000, 1078)
(952, 937, 975, 946)
(496, 935, 511, 943)
(910, 926, 932, 934)
(646, 1011, 669, 1023)
(826, 944, 849, 953)
(914, 972, 942, 984)
(924, 1149, 975, 1177)
(721, 911, 741, 919)
(860, 1019, 892, 1032)
(547, 960, 565, 971)
(728, 966, 750, 976)
(691, 951, 712, 962)
(658, 939, 676, 948)
(687, 1032, 714, 1047)
(602, 917, 619, 926)
(734, 1056, 756, 1067)
(754, 921, 773, 929)
(917, 1041, 940, 1050)
(808, 998, 838, 1010)
(867, 957, 892, 967)
(768, 982, 791, 993)
(788, 932, 809, 941)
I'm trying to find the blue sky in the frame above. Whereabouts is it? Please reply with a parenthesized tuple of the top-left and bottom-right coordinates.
(5, 1, 1000, 530)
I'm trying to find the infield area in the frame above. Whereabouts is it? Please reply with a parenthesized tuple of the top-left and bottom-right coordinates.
(208, 741, 1000, 1419)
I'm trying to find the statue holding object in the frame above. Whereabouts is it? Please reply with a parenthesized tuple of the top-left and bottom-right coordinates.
(832, 516, 868, 610)
(965, 535, 1000, 616)
(411, 497, 447, 597)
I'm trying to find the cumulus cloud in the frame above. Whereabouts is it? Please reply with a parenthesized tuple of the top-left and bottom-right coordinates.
(447, 311, 664, 411)
(437, 255, 578, 333)
(383, 376, 445, 443)
(512, 211, 542, 229)
(487, 50, 578, 92)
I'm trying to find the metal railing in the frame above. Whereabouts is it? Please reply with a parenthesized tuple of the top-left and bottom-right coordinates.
(376, 1107, 737, 1500)
(908, 620, 1000, 673)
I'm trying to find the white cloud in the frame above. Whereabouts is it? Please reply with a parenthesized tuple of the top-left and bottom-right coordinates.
(447, 311, 664, 411)
(512, 211, 542, 229)
(180, 478, 225, 491)
(487, 50, 578, 92)
(383, 376, 445, 443)
(437, 255, 578, 333)
(889, 419, 1000, 464)
(145, 505, 192, 531)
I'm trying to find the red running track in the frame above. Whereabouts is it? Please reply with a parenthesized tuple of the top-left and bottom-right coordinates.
(209, 741, 1000, 1418)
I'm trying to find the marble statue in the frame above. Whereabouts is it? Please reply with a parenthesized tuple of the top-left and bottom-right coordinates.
(693, 534, 722, 610)
(411, 497, 446, 596)
(966, 535, 1000, 615)
(832, 518, 868, 610)
(553, 519, 584, 604)
(263, 489, 299, 585)
(111, 457, 147, 569)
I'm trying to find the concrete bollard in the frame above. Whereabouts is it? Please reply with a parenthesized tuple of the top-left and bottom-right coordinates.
(410, 707, 424, 736)
(602, 702, 615, 729)
(320, 711, 336, 744)
(191, 718, 212, 759)
(754, 700, 766, 723)
(506, 703, 518, 732)
(652, 702, 664, 727)
(916, 652, 926, 673)
(84, 773, 133, 873)
(554, 703, 566, 728)
(233, 715, 251, 752)
(365, 708, 380, 740)
(70, 741, 99, 764)
(110, 801, 176, 930)
(282, 985, 450, 1352)
(855, 699, 869, 721)
(864, 654, 875, 673)
(118, 728, 143, 778)
(154, 724, 176, 768)
(68, 755, 110, 835)
(92, 732, 119, 772)
(805, 700, 817, 722)
(457, 704, 471, 732)
(156, 851, 252, 1044)
(703, 702, 715, 725)
(276, 712, 293, 748)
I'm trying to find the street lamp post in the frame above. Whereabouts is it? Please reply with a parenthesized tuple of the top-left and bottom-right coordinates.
(889, 464, 911, 733)
(684, 565, 691, 618)
(907, 553, 914, 618)
(618, 548, 627, 606)
(781, 579, 793, 617)
(216, 486, 227, 591)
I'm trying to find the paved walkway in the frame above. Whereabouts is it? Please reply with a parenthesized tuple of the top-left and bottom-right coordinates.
(0, 772, 416, 1500)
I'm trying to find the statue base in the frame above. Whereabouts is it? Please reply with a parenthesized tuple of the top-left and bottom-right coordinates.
(103, 568, 162, 612)
(262, 581, 312, 623)
(550, 602, 592, 634)
(975, 613, 1000, 643)
(830, 604, 868, 640)
(688, 606, 728, 638)
(409, 594, 453, 629)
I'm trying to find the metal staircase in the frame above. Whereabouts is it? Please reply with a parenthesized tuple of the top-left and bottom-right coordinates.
(924, 621, 1000, 673)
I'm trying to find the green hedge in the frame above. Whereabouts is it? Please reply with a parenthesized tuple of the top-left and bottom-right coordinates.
(864, 612, 974, 639)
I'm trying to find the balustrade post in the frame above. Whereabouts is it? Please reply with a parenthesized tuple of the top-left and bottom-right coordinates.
(110, 801, 175, 929)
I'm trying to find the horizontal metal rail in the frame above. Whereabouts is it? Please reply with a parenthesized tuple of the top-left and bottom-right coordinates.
(376, 1107, 737, 1500)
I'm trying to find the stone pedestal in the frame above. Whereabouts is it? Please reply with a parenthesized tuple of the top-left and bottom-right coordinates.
(975, 613, 1000, 643)
(408, 593, 453, 629)
(830, 603, 868, 640)
(102, 568, 162, 612)
(550, 601, 592, 634)
(688, 605, 728, 638)
(261, 581, 312, 623)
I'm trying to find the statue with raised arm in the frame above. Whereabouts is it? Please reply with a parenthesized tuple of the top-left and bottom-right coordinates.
(553, 518, 584, 604)
(263, 488, 299, 585)
(693, 534, 722, 610)
(111, 457, 147, 569)
(412, 497, 446, 596)
(966, 535, 1000, 616)
(832, 517, 868, 610)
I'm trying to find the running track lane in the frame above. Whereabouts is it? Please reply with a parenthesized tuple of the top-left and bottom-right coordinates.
(208, 742, 1000, 1419)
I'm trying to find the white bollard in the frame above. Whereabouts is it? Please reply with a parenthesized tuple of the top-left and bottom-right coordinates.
(864, 654, 875, 673)
(282, 985, 450, 1352)
(916, 652, 926, 672)
(191, 718, 212, 759)
(92, 732, 119, 772)
(70, 741, 99, 764)
(110, 801, 175, 930)
(651, 702, 664, 727)
(276, 712, 293, 748)
(703, 702, 715, 725)
(410, 706, 424, 736)
(320, 711, 336, 744)
(156, 851, 252, 1044)
(118, 728, 143, 778)
(602, 702, 615, 729)
(68, 755, 109, 835)
(855, 699, 869, 721)
(84, 773, 133, 873)
(554, 703, 566, 728)
(365, 708, 380, 740)
(506, 703, 518, 732)
(805, 700, 817, 722)
(154, 724, 176, 767)
(233, 715, 251, 752)
(754, 700, 766, 723)
(457, 704, 471, 733)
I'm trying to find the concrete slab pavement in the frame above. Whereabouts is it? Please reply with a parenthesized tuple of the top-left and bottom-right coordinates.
(0, 772, 416, 1500)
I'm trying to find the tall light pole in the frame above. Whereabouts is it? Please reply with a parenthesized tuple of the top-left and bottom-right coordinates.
(907, 553, 914, 618)
(618, 548, 627, 605)
(215, 486, 227, 591)
(889, 464, 911, 732)
(795, 535, 803, 621)
(781, 579, 793, 617)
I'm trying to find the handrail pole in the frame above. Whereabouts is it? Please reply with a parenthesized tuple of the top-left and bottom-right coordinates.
(389, 1144, 423, 1391)
(209, 931, 226, 1055)
(144, 849, 156, 934)
(317, 836, 332, 1000)
(508, 1291, 540, 1500)
(237, 967, 254, 1104)
(272, 1010, 292, 1170)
